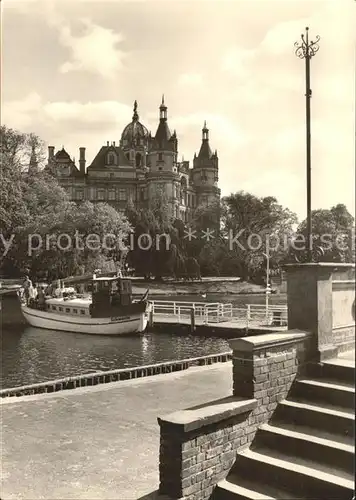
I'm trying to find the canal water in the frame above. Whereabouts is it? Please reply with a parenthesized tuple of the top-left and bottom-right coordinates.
(1, 294, 286, 389)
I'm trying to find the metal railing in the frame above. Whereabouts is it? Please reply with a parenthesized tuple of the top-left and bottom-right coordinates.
(150, 300, 288, 327)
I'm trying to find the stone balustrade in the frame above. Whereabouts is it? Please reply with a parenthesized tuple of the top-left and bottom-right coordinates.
(157, 262, 355, 500)
(157, 330, 311, 500)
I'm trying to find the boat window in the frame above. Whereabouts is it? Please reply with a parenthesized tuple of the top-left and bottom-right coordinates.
(65, 308, 70, 313)
(73, 308, 78, 313)
(59, 307, 63, 312)
(80, 309, 86, 315)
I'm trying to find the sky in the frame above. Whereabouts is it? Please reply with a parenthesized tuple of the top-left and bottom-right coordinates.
(2, 0, 355, 222)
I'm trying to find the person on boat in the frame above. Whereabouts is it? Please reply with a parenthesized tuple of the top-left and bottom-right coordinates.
(54, 280, 62, 298)
(37, 286, 46, 309)
(23, 275, 33, 306)
(45, 283, 53, 297)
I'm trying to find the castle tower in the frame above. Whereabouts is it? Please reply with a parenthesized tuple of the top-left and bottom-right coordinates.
(192, 121, 220, 207)
(146, 96, 179, 216)
(148, 95, 178, 173)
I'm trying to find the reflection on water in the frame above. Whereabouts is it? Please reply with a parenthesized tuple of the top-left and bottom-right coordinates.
(1, 327, 229, 389)
(1, 293, 286, 389)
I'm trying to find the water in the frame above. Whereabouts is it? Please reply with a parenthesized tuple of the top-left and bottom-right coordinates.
(1, 293, 286, 389)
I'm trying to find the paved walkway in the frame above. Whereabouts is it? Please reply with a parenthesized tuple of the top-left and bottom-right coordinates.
(1, 363, 233, 500)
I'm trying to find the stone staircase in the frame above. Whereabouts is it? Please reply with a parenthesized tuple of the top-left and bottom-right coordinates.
(213, 358, 355, 500)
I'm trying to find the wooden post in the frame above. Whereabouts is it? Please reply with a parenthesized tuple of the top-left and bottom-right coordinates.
(190, 307, 195, 333)
(149, 308, 154, 328)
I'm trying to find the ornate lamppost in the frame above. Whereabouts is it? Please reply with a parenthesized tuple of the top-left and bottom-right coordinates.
(295, 27, 320, 262)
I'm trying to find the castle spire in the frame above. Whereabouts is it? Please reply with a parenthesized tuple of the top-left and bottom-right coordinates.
(159, 95, 167, 121)
(132, 100, 139, 121)
(202, 120, 209, 141)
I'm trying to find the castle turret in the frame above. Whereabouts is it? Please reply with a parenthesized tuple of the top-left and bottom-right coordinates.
(146, 96, 179, 217)
(192, 121, 220, 207)
(148, 96, 178, 173)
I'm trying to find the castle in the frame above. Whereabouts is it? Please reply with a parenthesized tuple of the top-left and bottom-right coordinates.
(44, 98, 220, 222)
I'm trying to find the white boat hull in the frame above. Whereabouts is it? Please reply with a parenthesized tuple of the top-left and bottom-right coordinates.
(21, 305, 148, 335)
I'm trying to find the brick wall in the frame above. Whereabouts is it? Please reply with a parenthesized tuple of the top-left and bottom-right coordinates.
(159, 402, 256, 500)
(157, 331, 311, 500)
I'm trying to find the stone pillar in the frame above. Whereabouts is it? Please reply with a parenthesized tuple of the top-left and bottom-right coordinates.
(285, 263, 354, 361)
(230, 332, 309, 402)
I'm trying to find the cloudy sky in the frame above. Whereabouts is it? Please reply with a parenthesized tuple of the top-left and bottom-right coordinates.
(3, 0, 355, 221)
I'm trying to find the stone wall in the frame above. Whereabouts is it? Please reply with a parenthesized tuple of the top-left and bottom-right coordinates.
(159, 399, 256, 499)
(157, 331, 310, 500)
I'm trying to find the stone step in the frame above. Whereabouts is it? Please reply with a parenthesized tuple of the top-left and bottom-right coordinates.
(264, 419, 353, 446)
(255, 423, 354, 474)
(272, 399, 354, 441)
(306, 359, 355, 385)
(213, 478, 289, 500)
(291, 378, 355, 410)
(227, 448, 354, 499)
(213, 473, 304, 500)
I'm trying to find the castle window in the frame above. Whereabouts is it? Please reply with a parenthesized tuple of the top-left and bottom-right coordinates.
(180, 177, 187, 205)
(135, 153, 141, 167)
(125, 153, 130, 162)
(107, 152, 116, 166)
(158, 153, 163, 161)
(119, 189, 127, 201)
(108, 190, 116, 200)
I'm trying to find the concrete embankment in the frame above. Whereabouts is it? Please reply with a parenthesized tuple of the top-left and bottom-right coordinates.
(1, 362, 232, 500)
(1, 352, 231, 398)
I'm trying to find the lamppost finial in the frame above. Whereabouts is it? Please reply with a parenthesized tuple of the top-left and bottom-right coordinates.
(294, 27, 320, 60)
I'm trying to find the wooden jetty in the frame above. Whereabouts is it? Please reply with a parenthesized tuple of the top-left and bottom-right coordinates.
(149, 300, 288, 336)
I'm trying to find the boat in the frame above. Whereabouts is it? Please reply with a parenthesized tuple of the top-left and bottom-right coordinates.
(20, 274, 149, 335)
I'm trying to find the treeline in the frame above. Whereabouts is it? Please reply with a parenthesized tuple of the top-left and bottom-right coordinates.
(1, 126, 354, 282)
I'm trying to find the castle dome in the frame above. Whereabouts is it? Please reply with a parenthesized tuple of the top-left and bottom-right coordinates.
(120, 100, 149, 148)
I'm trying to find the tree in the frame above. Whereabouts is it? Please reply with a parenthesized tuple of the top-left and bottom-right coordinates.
(222, 192, 298, 280)
(290, 204, 355, 263)
(1, 126, 132, 279)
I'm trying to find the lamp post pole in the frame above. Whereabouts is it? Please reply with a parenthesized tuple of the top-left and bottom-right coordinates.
(262, 252, 270, 319)
(295, 27, 320, 262)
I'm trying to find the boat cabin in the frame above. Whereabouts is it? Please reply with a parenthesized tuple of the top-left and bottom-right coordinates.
(91, 277, 133, 317)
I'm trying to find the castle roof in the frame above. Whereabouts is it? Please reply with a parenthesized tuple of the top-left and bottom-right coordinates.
(120, 101, 149, 147)
(88, 145, 129, 169)
(197, 141, 213, 159)
(197, 121, 214, 160)
(55, 148, 72, 161)
(151, 96, 177, 152)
